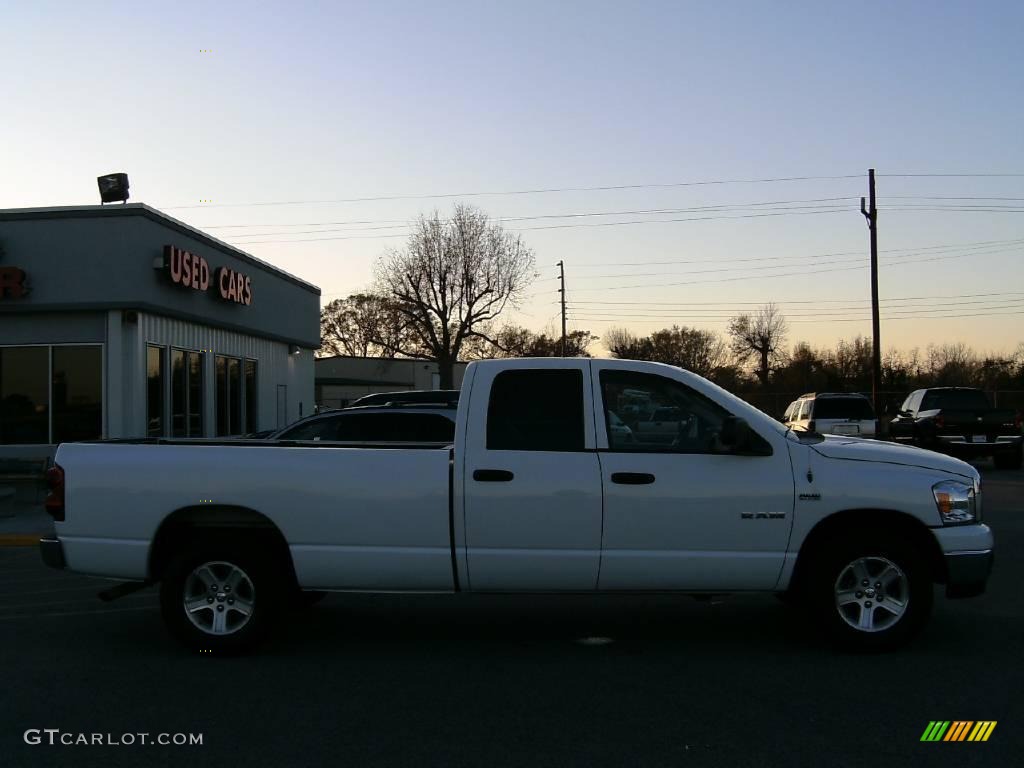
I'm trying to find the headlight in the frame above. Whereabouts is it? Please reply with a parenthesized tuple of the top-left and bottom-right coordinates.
(932, 480, 979, 525)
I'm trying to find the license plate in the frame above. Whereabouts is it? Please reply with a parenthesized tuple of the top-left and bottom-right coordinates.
(972, 435, 987, 443)
(832, 425, 858, 435)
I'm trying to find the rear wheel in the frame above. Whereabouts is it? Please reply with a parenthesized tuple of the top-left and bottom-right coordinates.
(804, 534, 933, 652)
(160, 540, 285, 654)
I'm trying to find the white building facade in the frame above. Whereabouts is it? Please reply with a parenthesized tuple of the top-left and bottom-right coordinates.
(0, 204, 320, 461)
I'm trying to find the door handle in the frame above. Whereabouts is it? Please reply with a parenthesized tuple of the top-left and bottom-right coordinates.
(473, 469, 514, 482)
(611, 472, 656, 485)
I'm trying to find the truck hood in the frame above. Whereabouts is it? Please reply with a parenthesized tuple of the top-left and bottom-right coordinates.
(806, 434, 977, 479)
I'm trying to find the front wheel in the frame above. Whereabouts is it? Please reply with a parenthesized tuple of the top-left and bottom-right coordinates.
(804, 535, 933, 652)
(160, 540, 285, 654)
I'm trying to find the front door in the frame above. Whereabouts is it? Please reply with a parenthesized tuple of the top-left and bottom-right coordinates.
(461, 361, 603, 591)
(592, 362, 795, 591)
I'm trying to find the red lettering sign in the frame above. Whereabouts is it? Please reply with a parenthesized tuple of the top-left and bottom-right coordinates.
(216, 267, 253, 305)
(165, 246, 210, 291)
(0, 267, 29, 299)
(163, 245, 251, 306)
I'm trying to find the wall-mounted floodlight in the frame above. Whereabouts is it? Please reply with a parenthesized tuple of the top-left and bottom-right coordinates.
(289, 345, 302, 355)
(97, 173, 130, 204)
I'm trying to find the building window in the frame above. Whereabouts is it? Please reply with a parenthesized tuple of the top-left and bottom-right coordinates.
(188, 351, 203, 437)
(52, 346, 102, 443)
(228, 357, 241, 435)
(0, 347, 50, 444)
(171, 349, 205, 437)
(0, 345, 102, 445)
(147, 345, 164, 437)
(244, 359, 257, 434)
(171, 350, 186, 438)
(215, 356, 228, 436)
(216, 355, 255, 436)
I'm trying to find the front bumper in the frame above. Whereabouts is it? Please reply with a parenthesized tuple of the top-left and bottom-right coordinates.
(39, 537, 66, 570)
(931, 524, 994, 598)
(935, 435, 1022, 458)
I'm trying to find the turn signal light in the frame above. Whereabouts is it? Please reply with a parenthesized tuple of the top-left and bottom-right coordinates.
(934, 415, 945, 428)
(44, 465, 65, 522)
(934, 491, 952, 517)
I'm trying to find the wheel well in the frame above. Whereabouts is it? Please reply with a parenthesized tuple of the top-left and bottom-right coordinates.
(789, 509, 947, 592)
(148, 505, 296, 586)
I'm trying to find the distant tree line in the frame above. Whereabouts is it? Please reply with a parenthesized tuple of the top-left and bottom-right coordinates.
(317, 208, 1023, 413)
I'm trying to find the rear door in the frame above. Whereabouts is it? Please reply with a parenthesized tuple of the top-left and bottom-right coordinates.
(461, 361, 602, 591)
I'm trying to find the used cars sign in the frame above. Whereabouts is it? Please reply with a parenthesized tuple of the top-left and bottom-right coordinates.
(163, 245, 252, 306)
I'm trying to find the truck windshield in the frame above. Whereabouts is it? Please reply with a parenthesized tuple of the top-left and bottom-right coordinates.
(921, 390, 991, 411)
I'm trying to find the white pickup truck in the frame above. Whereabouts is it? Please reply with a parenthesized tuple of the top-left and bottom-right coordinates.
(40, 358, 993, 653)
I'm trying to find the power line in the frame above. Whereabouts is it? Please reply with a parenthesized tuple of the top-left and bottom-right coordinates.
(224, 205, 1024, 245)
(565, 290, 1024, 307)
(565, 245, 1023, 292)
(541, 243, 1019, 282)
(223, 200, 862, 239)
(570, 308, 1024, 324)
(536, 237, 1024, 270)
(203, 197, 862, 232)
(159, 174, 865, 210)
(227, 208, 855, 244)
(879, 173, 1024, 177)
(565, 301, 1024, 319)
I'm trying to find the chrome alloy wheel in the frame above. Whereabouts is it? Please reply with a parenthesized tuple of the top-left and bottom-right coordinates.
(182, 561, 255, 636)
(833, 556, 909, 633)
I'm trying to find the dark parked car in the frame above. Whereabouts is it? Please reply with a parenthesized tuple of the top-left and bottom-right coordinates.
(266, 405, 456, 443)
(349, 390, 460, 408)
(889, 387, 1023, 469)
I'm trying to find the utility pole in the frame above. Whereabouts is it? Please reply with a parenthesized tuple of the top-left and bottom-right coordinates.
(557, 260, 567, 356)
(860, 168, 883, 434)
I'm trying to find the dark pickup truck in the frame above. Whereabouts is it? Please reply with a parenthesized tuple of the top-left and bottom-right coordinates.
(889, 387, 1023, 469)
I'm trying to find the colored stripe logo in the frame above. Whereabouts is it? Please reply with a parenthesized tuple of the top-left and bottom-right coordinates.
(921, 721, 996, 742)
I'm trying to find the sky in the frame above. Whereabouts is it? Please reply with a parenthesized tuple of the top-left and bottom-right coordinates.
(3, 0, 1023, 357)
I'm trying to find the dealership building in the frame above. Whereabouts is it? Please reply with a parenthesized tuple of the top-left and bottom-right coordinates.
(0, 204, 320, 462)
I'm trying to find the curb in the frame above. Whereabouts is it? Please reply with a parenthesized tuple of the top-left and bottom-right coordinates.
(0, 534, 44, 548)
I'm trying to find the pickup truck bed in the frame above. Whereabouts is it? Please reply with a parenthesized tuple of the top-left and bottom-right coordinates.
(54, 440, 457, 590)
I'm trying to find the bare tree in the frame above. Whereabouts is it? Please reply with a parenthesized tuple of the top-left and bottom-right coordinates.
(606, 325, 727, 377)
(463, 325, 597, 359)
(318, 293, 408, 358)
(375, 205, 536, 387)
(728, 303, 789, 387)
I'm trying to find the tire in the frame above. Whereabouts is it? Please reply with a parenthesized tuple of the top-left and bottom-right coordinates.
(803, 533, 933, 652)
(993, 445, 1023, 470)
(159, 538, 286, 654)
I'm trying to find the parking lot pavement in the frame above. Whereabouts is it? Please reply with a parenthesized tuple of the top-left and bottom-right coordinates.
(1, 468, 1021, 768)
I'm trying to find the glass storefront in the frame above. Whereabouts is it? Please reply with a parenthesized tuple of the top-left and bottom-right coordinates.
(215, 354, 257, 436)
(171, 349, 204, 438)
(0, 345, 102, 445)
(147, 345, 164, 437)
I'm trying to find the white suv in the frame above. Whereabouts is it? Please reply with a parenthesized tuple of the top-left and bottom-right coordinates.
(785, 392, 877, 438)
